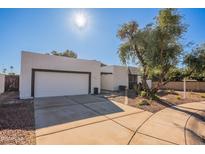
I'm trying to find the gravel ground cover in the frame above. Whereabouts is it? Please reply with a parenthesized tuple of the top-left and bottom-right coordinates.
(104, 90, 205, 113)
(0, 92, 35, 144)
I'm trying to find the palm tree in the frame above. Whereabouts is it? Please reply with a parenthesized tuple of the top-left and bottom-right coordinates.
(10, 66, 14, 74)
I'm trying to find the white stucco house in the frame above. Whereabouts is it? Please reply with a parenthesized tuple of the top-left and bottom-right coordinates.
(20, 51, 101, 99)
(20, 51, 143, 99)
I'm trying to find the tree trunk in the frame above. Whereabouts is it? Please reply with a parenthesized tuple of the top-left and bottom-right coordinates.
(141, 66, 153, 97)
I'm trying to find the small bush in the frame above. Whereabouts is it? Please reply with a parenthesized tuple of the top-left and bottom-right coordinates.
(138, 100, 150, 106)
(150, 94, 160, 100)
(176, 96, 181, 100)
(140, 91, 147, 97)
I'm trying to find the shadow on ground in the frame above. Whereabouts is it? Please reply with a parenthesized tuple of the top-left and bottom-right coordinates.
(156, 99, 205, 144)
(34, 95, 124, 129)
(157, 99, 205, 122)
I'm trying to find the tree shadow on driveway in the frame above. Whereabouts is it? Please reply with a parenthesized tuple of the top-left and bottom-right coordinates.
(156, 99, 205, 144)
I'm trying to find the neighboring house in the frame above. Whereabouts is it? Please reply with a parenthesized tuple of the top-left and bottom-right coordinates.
(20, 51, 143, 99)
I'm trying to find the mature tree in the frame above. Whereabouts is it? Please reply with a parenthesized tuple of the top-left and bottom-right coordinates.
(117, 9, 187, 97)
(49, 50, 78, 58)
(183, 43, 205, 81)
(149, 67, 184, 82)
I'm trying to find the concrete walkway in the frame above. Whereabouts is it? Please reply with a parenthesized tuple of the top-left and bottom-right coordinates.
(34, 95, 205, 145)
(130, 102, 205, 145)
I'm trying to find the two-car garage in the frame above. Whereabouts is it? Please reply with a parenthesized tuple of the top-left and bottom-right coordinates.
(20, 51, 101, 99)
(33, 70, 90, 98)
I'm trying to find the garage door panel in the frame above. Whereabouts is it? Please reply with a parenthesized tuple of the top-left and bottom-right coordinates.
(34, 72, 89, 97)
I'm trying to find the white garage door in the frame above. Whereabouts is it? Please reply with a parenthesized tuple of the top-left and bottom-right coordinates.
(34, 71, 89, 98)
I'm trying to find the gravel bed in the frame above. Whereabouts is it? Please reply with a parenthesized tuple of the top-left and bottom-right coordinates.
(106, 90, 205, 113)
(0, 98, 35, 145)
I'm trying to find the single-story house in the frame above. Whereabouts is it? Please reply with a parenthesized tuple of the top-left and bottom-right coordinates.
(20, 51, 144, 99)
(20, 51, 101, 99)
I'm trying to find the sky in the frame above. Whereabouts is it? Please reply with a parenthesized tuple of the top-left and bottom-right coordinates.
(0, 8, 205, 74)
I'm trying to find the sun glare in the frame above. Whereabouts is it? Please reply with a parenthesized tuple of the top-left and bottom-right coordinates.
(74, 13, 87, 29)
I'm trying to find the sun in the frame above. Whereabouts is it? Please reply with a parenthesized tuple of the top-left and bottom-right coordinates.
(74, 13, 87, 29)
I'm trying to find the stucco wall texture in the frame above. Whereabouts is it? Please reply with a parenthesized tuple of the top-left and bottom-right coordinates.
(20, 51, 101, 99)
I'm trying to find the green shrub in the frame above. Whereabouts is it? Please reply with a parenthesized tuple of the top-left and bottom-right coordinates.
(140, 91, 147, 97)
(138, 100, 150, 106)
(150, 94, 160, 100)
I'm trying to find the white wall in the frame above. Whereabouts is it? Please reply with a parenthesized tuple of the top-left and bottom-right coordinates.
(137, 76, 152, 88)
(101, 65, 113, 73)
(101, 74, 114, 91)
(20, 51, 101, 99)
(101, 65, 129, 91)
(101, 66, 114, 91)
(128, 66, 141, 75)
(0, 74, 5, 94)
(113, 66, 128, 90)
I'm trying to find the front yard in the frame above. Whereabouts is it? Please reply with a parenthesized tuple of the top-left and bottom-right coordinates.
(105, 90, 205, 113)
(0, 92, 35, 144)
(0, 90, 205, 144)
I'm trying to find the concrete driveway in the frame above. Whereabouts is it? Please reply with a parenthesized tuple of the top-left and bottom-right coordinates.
(34, 95, 152, 144)
(34, 95, 205, 145)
